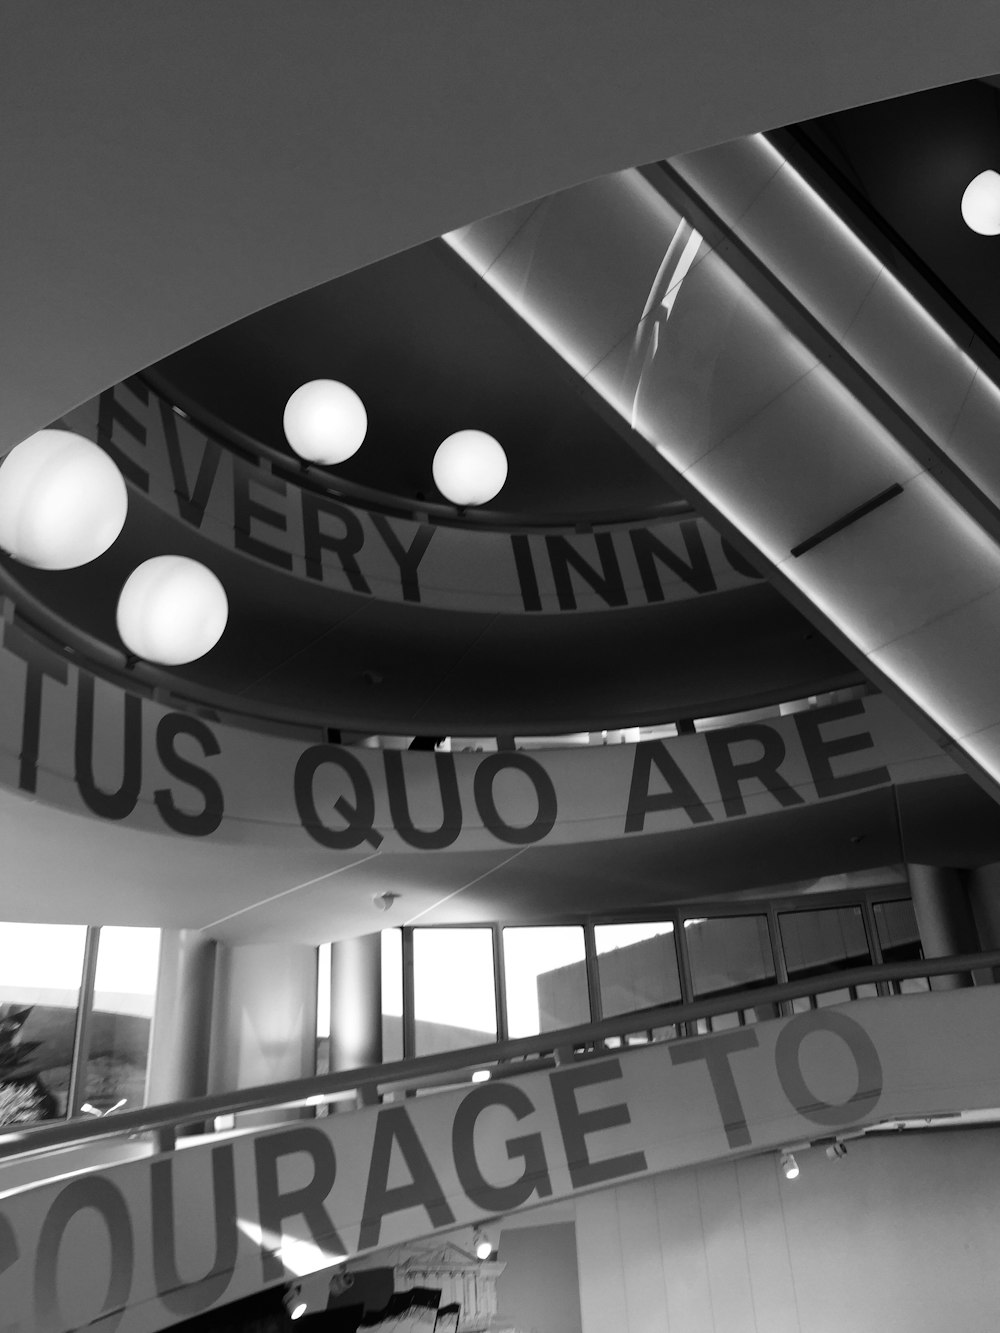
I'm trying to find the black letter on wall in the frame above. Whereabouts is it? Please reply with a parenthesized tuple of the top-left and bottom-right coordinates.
(74, 674, 142, 820)
(705, 723, 805, 818)
(154, 714, 224, 836)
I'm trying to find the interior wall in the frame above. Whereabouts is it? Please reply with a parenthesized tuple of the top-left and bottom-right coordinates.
(496, 1223, 582, 1333)
(574, 1129, 1000, 1333)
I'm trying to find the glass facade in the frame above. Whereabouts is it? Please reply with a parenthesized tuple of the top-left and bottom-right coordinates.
(503, 926, 589, 1037)
(686, 915, 776, 998)
(595, 922, 680, 1017)
(412, 927, 497, 1055)
(0, 923, 86, 1123)
(0, 923, 160, 1127)
(321, 883, 924, 1064)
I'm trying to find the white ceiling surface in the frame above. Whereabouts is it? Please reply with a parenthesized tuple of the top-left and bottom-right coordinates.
(3, 3, 1000, 451)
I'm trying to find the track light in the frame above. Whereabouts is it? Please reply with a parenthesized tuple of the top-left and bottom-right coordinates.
(826, 1141, 848, 1160)
(284, 1282, 308, 1320)
(473, 1227, 493, 1260)
(780, 1151, 799, 1180)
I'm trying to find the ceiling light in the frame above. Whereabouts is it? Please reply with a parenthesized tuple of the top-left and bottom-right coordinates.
(961, 170, 1000, 235)
(473, 1227, 493, 1260)
(780, 1151, 799, 1180)
(283, 380, 368, 465)
(432, 430, 507, 506)
(284, 1282, 308, 1320)
(0, 429, 128, 569)
(116, 555, 229, 665)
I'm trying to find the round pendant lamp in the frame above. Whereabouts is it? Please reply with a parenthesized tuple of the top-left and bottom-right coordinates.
(117, 556, 228, 665)
(432, 430, 508, 506)
(961, 170, 1000, 235)
(283, 380, 368, 464)
(0, 429, 128, 569)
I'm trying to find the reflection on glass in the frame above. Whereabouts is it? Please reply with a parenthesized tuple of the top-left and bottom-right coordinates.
(0, 922, 87, 1124)
(381, 928, 404, 1063)
(503, 927, 588, 1037)
(595, 922, 680, 1017)
(779, 907, 870, 980)
(873, 898, 927, 993)
(873, 900, 923, 963)
(686, 916, 775, 997)
(413, 929, 496, 1055)
(84, 927, 160, 1113)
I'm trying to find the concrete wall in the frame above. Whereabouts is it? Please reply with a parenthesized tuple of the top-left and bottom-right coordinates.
(574, 1129, 1000, 1333)
(497, 1222, 581, 1333)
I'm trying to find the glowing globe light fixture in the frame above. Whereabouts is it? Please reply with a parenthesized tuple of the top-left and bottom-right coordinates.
(283, 380, 368, 464)
(0, 429, 128, 569)
(432, 430, 508, 506)
(473, 1228, 494, 1260)
(116, 556, 228, 665)
(961, 170, 1000, 235)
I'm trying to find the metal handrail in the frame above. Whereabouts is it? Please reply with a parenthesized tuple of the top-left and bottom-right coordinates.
(139, 368, 692, 535)
(2, 950, 997, 1163)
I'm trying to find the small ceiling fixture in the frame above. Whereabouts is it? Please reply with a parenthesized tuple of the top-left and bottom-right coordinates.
(961, 169, 1000, 235)
(473, 1227, 493, 1260)
(116, 555, 229, 665)
(0, 429, 128, 569)
(432, 430, 508, 506)
(284, 1282, 308, 1320)
(283, 379, 368, 465)
(826, 1141, 848, 1160)
(780, 1150, 799, 1180)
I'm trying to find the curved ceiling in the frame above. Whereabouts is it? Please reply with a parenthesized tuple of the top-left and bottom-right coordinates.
(3, 4, 1000, 449)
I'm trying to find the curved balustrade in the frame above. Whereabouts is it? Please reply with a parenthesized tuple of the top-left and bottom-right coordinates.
(2, 950, 998, 1165)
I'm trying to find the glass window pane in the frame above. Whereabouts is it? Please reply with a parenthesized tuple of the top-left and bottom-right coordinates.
(873, 899, 923, 963)
(381, 928, 403, 1063)
(84, 927, 160, 1113)
(0, 922, 87, 1124)
(595, 922, 680, 1017)
(413, 929, 496, 1055)
(503, 927, 588, 1037)
(686, 916, 775, 998)
(779, 906, 871, 981)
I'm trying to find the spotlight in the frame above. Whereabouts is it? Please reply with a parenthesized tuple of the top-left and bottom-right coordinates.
(780, 1151, 799, 1180)
(826, 1142, 848, 1160)
(284, 1282, 308, 1320)
(473, 1227, 493, 1260)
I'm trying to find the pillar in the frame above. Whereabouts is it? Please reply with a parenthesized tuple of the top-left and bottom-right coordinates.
(208, 942, 318, 1121)
(146, 928, 217, 1107)
(908, 864, 980, 990)
(329, 933, 382, 1072)
(965, 862, 1000, 983)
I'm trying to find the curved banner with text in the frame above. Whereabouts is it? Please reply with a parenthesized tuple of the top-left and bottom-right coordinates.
(2, 987, 999, 1332)
(0, 621, 957, 850)
(56, 383, 759, 614)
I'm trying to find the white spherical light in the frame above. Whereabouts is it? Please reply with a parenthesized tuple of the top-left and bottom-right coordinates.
(0, 429, 128, 569)
(961, 170, 1000, 235)
(116, 556, 228, 665)
(432, 430, 508, 506)
(283, 380, 368, 464)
